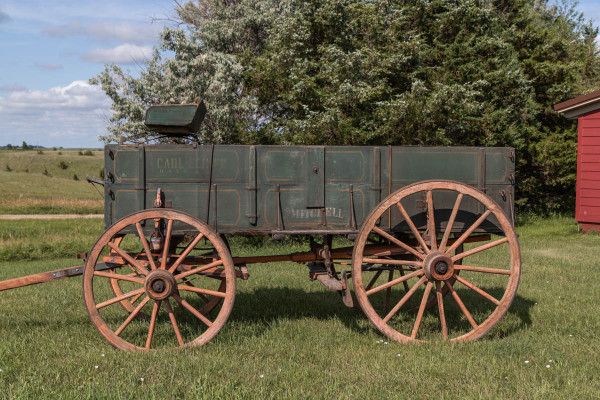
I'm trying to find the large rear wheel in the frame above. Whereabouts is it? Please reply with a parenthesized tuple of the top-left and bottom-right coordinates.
(352, 181, 520, 342)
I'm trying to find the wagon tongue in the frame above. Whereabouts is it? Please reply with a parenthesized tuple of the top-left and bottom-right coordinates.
(0, 262, 112, 291)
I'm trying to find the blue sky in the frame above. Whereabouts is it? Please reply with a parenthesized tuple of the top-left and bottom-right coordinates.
(0, 1, 599, 148)
(0, 0, 172, 148)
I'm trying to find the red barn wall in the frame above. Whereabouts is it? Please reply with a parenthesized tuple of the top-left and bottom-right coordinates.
(577, 109, 600, 232)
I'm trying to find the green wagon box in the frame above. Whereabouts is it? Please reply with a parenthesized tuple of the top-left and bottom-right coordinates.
(105, 144, 515, 235)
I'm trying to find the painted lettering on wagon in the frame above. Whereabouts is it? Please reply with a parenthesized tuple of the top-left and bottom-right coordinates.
(157, 157, 184, 170)
(156, 157, 228, 174)
(284, 207, 343, 219)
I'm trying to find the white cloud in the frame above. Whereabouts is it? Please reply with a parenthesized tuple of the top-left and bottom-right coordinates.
(44, 20, 162, 44)
(34, 62, 63, 70)
(82, 43, 153, 64)
(0, 81, 112, 147)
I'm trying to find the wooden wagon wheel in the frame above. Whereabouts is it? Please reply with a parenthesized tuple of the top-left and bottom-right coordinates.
(375, 243, 462, 313)
(83, 209, 236, 350)
(106, 235, 145, 315)
(352, 180, 520, 342)
(107, 234, 229, 316)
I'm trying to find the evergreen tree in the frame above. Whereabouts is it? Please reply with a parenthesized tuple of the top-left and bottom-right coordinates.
(91, 0, 600, 212)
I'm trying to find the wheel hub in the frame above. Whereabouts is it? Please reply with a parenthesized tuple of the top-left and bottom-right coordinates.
(423, 252, 454, 281)
(434, 261, 448, 275)
(144, 269, 177, 300)
(152, 280, 166, 293)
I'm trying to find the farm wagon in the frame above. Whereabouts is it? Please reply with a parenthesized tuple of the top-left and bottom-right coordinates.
(0, 104, 520, 350)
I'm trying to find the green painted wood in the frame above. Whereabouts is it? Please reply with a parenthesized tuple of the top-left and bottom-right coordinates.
(306, 147, 325, 208)
(144, 103, 207, 135)
(105, 145, 515, 235)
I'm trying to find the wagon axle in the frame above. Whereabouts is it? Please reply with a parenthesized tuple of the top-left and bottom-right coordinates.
(435, 261, 448, 275)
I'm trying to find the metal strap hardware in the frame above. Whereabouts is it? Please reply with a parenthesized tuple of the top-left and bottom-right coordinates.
(51, 267, 83, 279)
(205, 144, 215, 224)
(348, 184, 357, 230)
(276, 184, 283, 231)
(247, 146, 257, 225)
(136, 145, 146, 210)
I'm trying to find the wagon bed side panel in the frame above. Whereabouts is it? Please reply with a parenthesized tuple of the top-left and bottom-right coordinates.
(104, 145, 515, 235)
(106, 144, 251, 232)
(387, 147, 514, 233)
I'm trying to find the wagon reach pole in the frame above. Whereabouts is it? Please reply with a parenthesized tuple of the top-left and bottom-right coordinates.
(0, 234, 488, 293)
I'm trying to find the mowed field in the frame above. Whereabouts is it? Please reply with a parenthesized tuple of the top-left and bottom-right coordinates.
(0, 149, 103, 214)
(0, 216, 599, 399)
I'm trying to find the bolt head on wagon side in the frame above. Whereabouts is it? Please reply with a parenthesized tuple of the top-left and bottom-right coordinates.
(1, 102, 521, 350)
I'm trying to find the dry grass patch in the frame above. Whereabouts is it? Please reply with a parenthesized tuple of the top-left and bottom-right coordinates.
(0, 197, 102, 214)
(0, 149, 104, 214)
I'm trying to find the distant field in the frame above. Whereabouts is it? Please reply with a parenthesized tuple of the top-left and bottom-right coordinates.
(0, 149, 104, 214)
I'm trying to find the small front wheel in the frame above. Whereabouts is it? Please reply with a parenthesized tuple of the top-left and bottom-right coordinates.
(83, 209, 235, 350)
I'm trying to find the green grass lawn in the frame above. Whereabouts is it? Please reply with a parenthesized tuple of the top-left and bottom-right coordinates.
(0, 149, 103, 214)
(0, 217, 598, 399)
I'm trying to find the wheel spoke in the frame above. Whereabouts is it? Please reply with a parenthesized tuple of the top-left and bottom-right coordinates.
(107, 242, 149, 276)
(445, 209, 492, 255)
(145, 300, 160, 349)
(130, 292, 144, 305)
(172, 293, 213, 327)
(365, 270, 383, 291)
(411, 280, 433, 340)
(397, 267, 414, 308)
(181, 278, 211, 303)
(383, 270, 394, 314)
(372, 226, 425, 260)
(161, 219, 174, 270)
(454, 265, 511, 275)
(426, 190, 436, 251)
(96, 287, 146, 309)
(454, 275, 500, 305)
(94, 271, 145, 284)
(435, 281, 448, 340)
(446, 281, 478, 330)
(362, 258, 422, 267)
(115, 296, 150, 336)
(177, 284, 227, 298)
(168, 232, 205, 273)
(366, 269, 423, 296)
(174, 259, 224, 281)
(451, 237, 509, 262)
(396, 201, 430, 254)
(439, 193, 463, 252)
(124, 264, 138, 274)
(135, 222, 158, 270)
(164, 299, 184, 347)
(383, 276, 427, 323)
